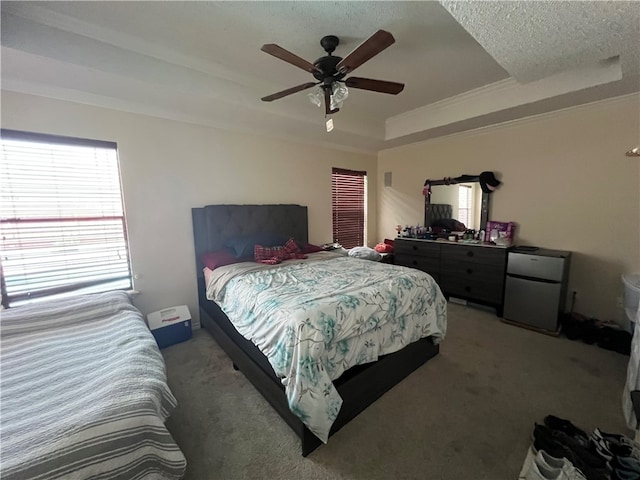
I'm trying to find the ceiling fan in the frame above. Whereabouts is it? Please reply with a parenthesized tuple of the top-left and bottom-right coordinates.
(260, 30, 405, 115)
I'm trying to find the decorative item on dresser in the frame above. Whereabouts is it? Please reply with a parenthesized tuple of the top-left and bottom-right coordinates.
(395, 238, 509, 316)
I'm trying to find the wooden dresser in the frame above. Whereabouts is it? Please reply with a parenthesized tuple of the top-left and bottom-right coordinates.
(394, 238, 509, 316)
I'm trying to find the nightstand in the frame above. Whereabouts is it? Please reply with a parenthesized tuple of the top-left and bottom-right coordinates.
(380, 253, 395, 264)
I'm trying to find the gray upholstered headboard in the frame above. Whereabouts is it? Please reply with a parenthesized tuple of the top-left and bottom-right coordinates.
(428, 204, 453, 226)
(191, 204, 308, 278)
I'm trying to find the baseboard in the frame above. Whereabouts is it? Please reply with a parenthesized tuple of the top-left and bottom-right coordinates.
(500, 317, 560, 337)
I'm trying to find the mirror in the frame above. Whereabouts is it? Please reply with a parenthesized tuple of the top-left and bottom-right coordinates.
(423, 172, 500, 235)
(428, 183, 483, 231)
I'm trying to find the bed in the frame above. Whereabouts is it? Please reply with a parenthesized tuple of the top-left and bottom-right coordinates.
(192, 204, 447, 455)
(0, 290, 187, 480)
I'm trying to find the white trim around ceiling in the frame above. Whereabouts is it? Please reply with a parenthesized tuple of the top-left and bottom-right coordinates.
(385, 57, 622, 141)
(380, 92, 639, 153)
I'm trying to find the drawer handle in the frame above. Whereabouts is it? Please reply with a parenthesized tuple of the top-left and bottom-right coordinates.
(466, 251, 474, 257)
(466, 268, 473, 274)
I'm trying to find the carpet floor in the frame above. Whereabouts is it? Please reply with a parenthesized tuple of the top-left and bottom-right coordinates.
(162, 303, 630, 480)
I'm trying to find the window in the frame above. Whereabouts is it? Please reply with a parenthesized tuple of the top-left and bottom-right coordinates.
(457, 184, 473, 228)
(331, 168, 366, 249)
(0, 130, 132, 307)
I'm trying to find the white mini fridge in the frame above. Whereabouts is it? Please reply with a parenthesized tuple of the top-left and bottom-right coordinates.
(503, 247, 571, 332)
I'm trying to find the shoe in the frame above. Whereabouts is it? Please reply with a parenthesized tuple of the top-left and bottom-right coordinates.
(523, 455, 565, 480)
(536, 449, 587, 479)
(612, 468, 640, 480)
(612, 456, 640, 474)
(545, 415, 590, 448)
(593, 429, 640, 460)
(592, 434, 634, 462)
(533, 424, 610, 480)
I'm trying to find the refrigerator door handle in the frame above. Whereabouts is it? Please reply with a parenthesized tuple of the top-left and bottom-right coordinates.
(506, 273, 559, 284)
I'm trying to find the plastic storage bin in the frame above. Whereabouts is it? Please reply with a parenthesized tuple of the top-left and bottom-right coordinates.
(623, 273, 640, 324)
(147, 305, 192, 349)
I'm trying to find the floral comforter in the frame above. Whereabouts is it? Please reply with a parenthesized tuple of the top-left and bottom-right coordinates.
(206, 252, 447, 442)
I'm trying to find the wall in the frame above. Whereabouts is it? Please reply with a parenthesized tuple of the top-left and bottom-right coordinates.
(378, 94, 640, 324)
(1, 91, 377, 326)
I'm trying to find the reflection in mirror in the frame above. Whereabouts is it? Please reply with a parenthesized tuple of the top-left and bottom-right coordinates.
(429, 183, 482, 231)
(423, 172, 500, 235)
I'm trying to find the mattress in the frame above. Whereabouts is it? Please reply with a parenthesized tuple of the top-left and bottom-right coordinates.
(0, 291, 186, 480)
(205, 252, 448, 442)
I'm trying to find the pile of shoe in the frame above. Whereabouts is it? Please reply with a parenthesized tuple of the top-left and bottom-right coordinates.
(520, 415, 640, 480)
(591, 428, 640, 480)
(560, 313, 631, 355)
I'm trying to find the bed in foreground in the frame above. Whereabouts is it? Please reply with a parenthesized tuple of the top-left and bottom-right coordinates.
(192, 203, 448, 455)
(0, 290, 186, 480)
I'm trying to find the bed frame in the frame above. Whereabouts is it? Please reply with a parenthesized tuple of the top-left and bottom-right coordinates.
(192, 204, 440, 456)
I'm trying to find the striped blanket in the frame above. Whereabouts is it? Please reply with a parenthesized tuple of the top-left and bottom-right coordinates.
(0, 291, 186, 480)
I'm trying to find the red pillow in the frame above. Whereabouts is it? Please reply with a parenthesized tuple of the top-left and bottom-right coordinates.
(201, 249, 239, 270)
(283, 238, 300, 254)
(254, 244, 287, 263)
(254, 238, 305, 264)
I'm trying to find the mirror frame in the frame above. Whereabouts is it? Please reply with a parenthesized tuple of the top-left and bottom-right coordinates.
(423, 173, 494, 233)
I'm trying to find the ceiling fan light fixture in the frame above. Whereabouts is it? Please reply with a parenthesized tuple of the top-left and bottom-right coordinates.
(308, 87, 323, 107)
(330, 82, 349, 110)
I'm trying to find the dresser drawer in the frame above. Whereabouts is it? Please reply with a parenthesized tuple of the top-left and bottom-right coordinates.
(396, 254, 440, 283)
(440, 244, 507, 266)
(394, 239, 440, 259)
(440, 272, 504, 304)
(441, 259, 505, 281)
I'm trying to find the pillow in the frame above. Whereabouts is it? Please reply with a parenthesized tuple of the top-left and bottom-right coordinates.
(348, 246, 382, 261)
(201, 248, 239, 270)
(254, 244, 286, 263)
(224, 233, 288, 258)
(254, 238, 306, 264)
(296, 241, 324, 254)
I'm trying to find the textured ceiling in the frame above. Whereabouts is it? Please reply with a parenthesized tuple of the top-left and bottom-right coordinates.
(440, 0, 640, 82)
(1, 1, 638, 153)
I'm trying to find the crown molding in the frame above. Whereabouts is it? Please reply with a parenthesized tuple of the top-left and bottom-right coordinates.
(380, 92, 639, 153)
(2, 3, 264, 91)
(385, 57, 622, 141)
(0, 85, 379, 156)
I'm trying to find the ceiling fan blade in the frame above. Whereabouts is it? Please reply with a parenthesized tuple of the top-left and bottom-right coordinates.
(336, 30, 396, 74)
(344, 77, 405, 95)
(261, 82, 318, 102)
(261, 44, 321, 74)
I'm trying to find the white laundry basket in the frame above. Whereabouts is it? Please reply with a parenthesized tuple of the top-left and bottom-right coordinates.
(623, 273, 640, 328)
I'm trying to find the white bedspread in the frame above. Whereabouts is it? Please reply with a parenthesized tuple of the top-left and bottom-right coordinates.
(206, 253, 447, 442)
(0, 291, 186, 480)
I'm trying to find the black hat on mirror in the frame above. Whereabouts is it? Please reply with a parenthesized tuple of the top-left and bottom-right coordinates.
(479, 171, 501, 193)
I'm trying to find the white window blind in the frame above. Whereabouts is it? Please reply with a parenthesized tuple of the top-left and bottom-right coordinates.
(332, 168, 366, 249)
(0, 130, 132, 306)
(458, 184, 472, 228)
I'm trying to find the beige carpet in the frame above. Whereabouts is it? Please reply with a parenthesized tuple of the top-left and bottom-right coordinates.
(162, 303, 630, 480)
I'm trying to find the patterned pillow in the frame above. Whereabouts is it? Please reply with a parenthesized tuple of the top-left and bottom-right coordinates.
(224, 233, 288, 258)
(254, 238, 305, 264)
